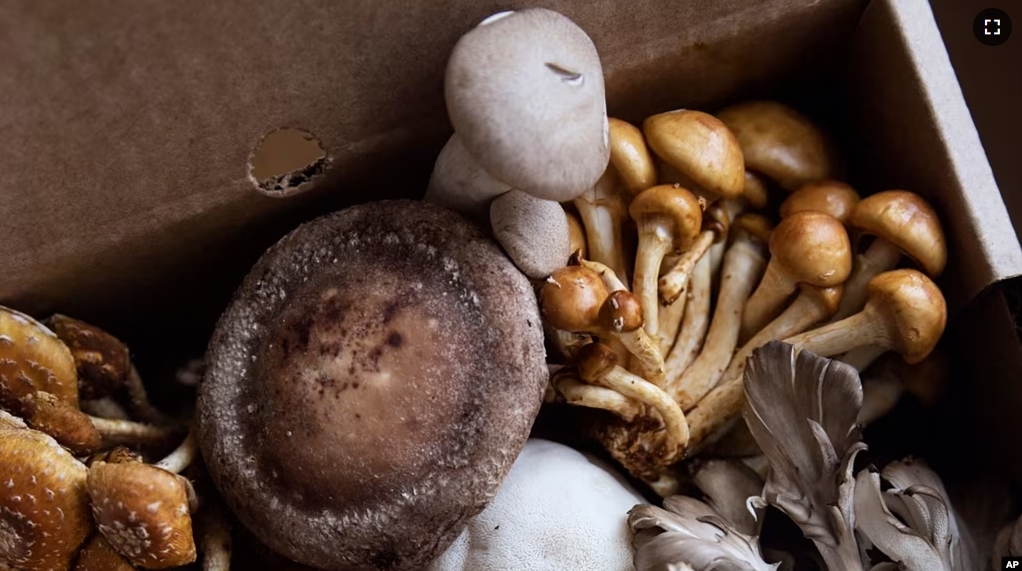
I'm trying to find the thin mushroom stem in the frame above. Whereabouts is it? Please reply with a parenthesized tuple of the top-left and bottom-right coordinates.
(90, 416, 184, 446)
(655, 257, 687, 355)
(830, 238, 903, 322)
(657, 230, 716, 305)
(552, 368, 642, 421)
(663, 251, 712, 379)
(781, 309, 882, 358)
(201, 506, 233, 571)
(573, 169, 631, 285)
(578, 257, 629, 292)
(597, 364, 690, 459)
(155, 426, 198, 474)
(858, 372, 904, 425)
(125, 364, 175, 425)
(669, 232, 768, 410)
(80, 397, 130, 420)
(632, 228, 673, 337)
(601, 291, 667, 387)
(838, 344, 888, 371)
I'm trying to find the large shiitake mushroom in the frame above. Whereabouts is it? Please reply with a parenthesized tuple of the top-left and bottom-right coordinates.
(198, 201, 548, 571)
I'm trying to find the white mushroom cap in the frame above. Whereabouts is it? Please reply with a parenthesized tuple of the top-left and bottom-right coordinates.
(490, 190, 571, 279)
(445, 8, 609, 202)
(424, 133, 513, 222)
(428, 439, 643, 571)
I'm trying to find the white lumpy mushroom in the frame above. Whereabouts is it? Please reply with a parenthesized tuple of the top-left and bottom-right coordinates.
(490, 190, 571, 279)
(428, 439, 643, 571)
(424, 133, 513, 223)
(445, 8, 610, 202)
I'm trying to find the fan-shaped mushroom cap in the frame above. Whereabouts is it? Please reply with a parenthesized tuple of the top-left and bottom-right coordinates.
(445, 9, 609, 202)
(864, 269, 946, 364)
(198, 200, 547, 571)
(780, 180, 860, 224)
(644, 110, 745, 199)
(717, 101, 832, 191)
(490, 189, 571, 279)
(850, 190, 947, 277)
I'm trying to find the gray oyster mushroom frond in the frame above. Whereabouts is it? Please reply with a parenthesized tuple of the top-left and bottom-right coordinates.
(854, 459, 980, 571)
(741, 341, 866, 570)
(690, 459, 765, 536)
(628, 495, 777, 571)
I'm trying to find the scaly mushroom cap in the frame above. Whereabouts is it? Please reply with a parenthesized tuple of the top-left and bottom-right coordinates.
(0, 306, 79, 411)
(445, 9, 609, 201)
(599, 291, 644, 333)
(865, 269, 946, 364)
(780, 180, 861, 224)
(628, 185, 704, 251)
(576, 342, 619, 383)
(88, 462, 196, 569)
(74, 534, 136, 571)
(769, 211, 852, 287)
(46, 314, 131, 401)
(643, 110, 745, 199)
(717, 101, 832, 191)
(608, 117, 656, 194)
(18, 391, 101, 455)
(0, 424, 92, 571)
(540, 266, 609, 332)
(850, 190, 947, 277)
(199, 200, 547, 571)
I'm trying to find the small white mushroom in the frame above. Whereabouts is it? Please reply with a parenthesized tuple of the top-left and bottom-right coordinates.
(445, 8, 609, 202)
(490, 189, 571, 279)
(424, 133, 513, 223)
(428, 439, 645, 571)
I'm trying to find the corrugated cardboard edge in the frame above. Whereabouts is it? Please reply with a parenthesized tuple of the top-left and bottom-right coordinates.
(850, 0, 1022, 309)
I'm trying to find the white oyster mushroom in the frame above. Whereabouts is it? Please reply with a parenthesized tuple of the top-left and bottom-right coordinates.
(445, 8, 610, 202)
(490, 189, 571, 279)
(428, 438, 644, 571)
(424, 133, 513, 222)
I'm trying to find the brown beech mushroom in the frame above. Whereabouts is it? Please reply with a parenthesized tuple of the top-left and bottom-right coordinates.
(549, 365, 642, 421)
(598, 290, 666, 386)
(643, 109, 745, 201)
(669, 214, 771, 410)
(0, 421, 93, 571)
(739, 211, 851, 343)
(74, 534, 136, 571)
(779, 179, 860, 224)
(489, 189, 571, 279)
(0, 305, 79, 412)
(716, 100, 833, 191)
(198, 201, 547, 571)
(18, 391, 101, 454)
(445, 9, 609, 202)
(608, 117, 657, 194)
(657, 199, 730, 305)
(629, 185, 704, 337)
(576, 342, 689, 462)
(782, 268, 946, 367)
(565, 209, 587, 260)
(830, 189, 947, 322)
(662, 251, 713, 381)
(742, 171, 772, 211)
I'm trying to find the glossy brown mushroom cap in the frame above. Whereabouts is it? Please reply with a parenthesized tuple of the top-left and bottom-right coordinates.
(742, 170, 771, 209)
(629, 185, 705, 251)
(0, 306, 79, 410)
(865, 269, 947, 364)
(198, 200, 547, 571)
(88, 462, 196, 569)
(541, 265, 610, 332)
(731, 213, 775, 245)
(46, 314, 131, 401)
(717, 101, 832, 191)
(850, 190, 947, 277)
(608, 117, 656, 194)
(800, 284, 844, 317)
(0, 425, 92, 571)
(643, 110, 744, 199)
(576, 342, 619, 382)
(599, 290, 644, 333)
(780, 180, 861, 224)
(769, 211, 852, 287)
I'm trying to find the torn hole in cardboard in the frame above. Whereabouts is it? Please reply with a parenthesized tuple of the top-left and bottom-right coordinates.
(248, 128, 330, 197)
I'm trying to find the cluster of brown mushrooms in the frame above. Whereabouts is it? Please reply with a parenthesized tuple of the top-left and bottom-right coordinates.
(0, 307, 224, 571)
(540, 100, 950, 494)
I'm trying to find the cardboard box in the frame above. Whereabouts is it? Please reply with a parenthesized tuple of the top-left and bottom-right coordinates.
(2, 0, 1022, 564)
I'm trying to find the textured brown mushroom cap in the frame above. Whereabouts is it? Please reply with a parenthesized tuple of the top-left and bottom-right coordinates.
(540, 265, 609, 332)
(0, 306, 79, 410)
(780, 180, 860, 224)
(445, 9, 609, 202)
(769, 211, 852, 287)
(575, 342, 619, 383)
(608, 117, 656, 194)
(0, 425, 92, 571)
(198, 200, 547, 571)
(717, 101, 831, 191)
(74, 534, 136, 571)
(629, 185, 705, 251)
(490, 189, 571, 279)
(88, 462, 196, 569)
(643, 110, 744, 199)
(850, 190, 947, 277)
(800, 284, 844, 316)
(46, 314, 131, 401)
(19, 391, 101, 455)
(599, 290, 644, 333)
(865, 269, 946, 364)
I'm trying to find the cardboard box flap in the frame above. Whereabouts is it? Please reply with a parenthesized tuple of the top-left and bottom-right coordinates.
(842, 0, 1022, 309)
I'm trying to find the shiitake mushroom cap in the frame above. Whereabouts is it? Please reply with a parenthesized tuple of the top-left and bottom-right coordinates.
(198, 200, 547, 571)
